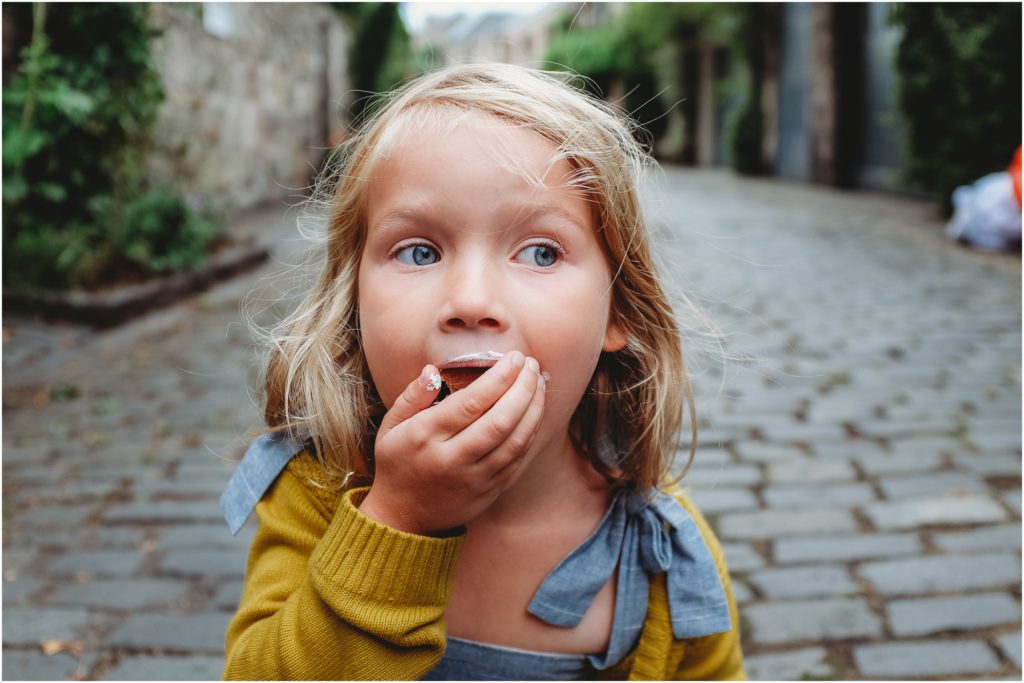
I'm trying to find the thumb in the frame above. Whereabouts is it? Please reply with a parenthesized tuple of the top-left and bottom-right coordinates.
(379, 365, 442, 433)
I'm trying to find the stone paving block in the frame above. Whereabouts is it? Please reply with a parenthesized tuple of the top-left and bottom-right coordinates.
(2, 607, 91, 645)
(774, 532, 922, 564)
(854, 451, 944, 475)
(865, 493, 1008, 530)
(757, 421, 848, 444)
(745, 597, 882, 644)
(878, 471, 988, 499)
(72, 527, 149, 549)
(2, 578, 41, 604)
(2, 549, 37, 580)
(995, 632, 1022, 668)
(683, 464, 761, 488)
(2, 649, 79, 680)
(968, 430, 1023, 452)
(49, 550, 146, 577)
(730, 580, 753, 604)
(718, 506, 857, 540)
(748, 564, 857, 599)
(956, 454, 1022, 477)
(812, 441, 886, 460)
(103, 500, 223, 523)
(158, 523, 254, 549)
(1001, 489, 1021, 514)
(214, 579, 245, 610)
(687, 487, 758, 514)
(721, 543, 765, 572)
(102, 654, 225, 681)
(46, 578, 191, 610)
(763, 482, 876, 507)
(888, 592, 1020, 636)
(855, 419, 955, 439)
(932, 524, 1022, 553)
(11, 503, 95, 529)
(744, 647, 833, 681)
(159, 549, 246, 577)
(853, 640, 1000, 677)
(106, 612, 230, 653)
(885, 435, 964, 457)
(767, 459, 857, 484)
(732, 443, 805, 463)
(859, 552, 1021, 595)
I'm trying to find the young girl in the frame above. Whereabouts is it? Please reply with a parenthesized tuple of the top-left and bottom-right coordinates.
(220, 63, 745, 680)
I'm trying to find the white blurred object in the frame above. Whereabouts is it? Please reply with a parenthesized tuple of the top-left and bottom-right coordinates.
(946, 172, 1022, 251)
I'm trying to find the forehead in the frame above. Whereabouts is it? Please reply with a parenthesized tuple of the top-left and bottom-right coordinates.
(368, 107, 581, 192)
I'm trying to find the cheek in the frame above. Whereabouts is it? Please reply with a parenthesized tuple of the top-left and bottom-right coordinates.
(356, 269, 422, 408)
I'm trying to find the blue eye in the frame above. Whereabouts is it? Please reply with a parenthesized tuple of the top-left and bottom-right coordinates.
(516, 244, 561, 268)
(395, 244, 440, 266)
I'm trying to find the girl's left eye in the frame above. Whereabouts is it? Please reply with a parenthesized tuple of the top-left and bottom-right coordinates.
(515, 243, 562, 268)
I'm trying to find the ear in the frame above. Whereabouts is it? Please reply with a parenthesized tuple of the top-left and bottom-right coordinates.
(602, 317, 628, 353)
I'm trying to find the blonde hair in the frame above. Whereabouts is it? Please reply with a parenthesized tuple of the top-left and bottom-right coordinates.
(260, 63, 696, 492)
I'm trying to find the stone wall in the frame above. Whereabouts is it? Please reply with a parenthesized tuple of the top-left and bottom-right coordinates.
(146, 4, 351, 214)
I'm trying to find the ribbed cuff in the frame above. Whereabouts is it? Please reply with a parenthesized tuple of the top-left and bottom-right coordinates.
(310, 487, 466, 607)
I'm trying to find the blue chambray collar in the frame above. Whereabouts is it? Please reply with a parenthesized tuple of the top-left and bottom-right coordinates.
(220, 431, 307, 535)
(528, 487, 732, 662)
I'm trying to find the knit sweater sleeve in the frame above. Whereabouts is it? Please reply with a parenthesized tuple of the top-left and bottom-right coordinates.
(222, 456, 465, 680)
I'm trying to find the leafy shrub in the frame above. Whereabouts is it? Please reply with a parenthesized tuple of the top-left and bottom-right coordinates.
(890, 3, 1022, 214)
(2, 3, 222, 291)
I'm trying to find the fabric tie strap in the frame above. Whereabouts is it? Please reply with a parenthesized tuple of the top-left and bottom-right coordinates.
(528, 489, 731, 641)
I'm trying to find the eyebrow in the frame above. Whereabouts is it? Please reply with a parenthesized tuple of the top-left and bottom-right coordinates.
(369, 202, 591, 236)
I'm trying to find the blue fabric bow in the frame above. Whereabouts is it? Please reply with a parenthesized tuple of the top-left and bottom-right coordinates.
(528, 489, 731, 667)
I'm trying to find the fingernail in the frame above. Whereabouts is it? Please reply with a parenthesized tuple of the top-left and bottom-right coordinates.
(526, 357, 539, 373)
(509, 351, 525, 369)
(418, 366, 442, 391)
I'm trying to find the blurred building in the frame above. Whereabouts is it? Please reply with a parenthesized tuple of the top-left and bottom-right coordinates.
(413, 4, 572, 69)
(761, 2, 909, 191)
(146, 3, 352, 213)
(409, 2, 910, 194)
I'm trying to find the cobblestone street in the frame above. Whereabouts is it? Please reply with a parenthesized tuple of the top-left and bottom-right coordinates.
(3, 168, 1020, 680)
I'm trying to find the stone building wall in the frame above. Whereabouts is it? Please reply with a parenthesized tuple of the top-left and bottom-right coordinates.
(145, 4, 351, 214)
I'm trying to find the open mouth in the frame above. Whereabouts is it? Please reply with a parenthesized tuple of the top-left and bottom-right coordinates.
(438, 351, 504, 393)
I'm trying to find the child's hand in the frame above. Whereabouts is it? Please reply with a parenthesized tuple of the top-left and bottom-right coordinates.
(358, 351, 546, 536)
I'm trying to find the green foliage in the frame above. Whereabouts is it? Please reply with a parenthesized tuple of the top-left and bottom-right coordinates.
(889, 3, 1022, 214)
(544, 12, 672, 150)
(3, 3, 222, 291)
(545, 3, 762, 166)
(333, 3, 411, 124)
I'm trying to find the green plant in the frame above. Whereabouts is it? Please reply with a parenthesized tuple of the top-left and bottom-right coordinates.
(889, 3, 1022, 215)
(2, 3, 222, 291)
(333, 3, 411, 124)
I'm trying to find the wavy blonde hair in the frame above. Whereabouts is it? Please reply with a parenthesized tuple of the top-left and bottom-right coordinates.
(260, 63, 696, 492)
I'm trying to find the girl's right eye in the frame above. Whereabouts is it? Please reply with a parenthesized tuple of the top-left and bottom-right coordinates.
(394, 244, 440, 266)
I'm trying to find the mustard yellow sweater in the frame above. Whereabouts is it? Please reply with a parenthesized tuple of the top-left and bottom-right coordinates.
(223, 452, 745, 680)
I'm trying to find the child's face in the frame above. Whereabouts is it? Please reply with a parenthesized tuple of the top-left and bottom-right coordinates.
(358, 111, 625, 439)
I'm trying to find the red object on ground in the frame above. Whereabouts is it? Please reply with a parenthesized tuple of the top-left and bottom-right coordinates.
(1009, 145, 1022, 207)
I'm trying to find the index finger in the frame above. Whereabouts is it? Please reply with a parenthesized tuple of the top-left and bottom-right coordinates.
(427, 350, 526, 436)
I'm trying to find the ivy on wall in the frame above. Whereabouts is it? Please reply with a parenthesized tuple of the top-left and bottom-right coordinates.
(2, 3, 220, 291)
(890, 3, 1022, 214)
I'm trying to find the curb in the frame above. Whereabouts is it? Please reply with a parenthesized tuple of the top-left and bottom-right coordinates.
(3, 241, 269, 329)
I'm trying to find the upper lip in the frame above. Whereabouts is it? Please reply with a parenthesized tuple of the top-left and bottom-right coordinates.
(439, 350, 506, 370)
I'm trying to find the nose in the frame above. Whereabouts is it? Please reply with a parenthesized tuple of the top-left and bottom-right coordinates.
(437, 258, 507, 332)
